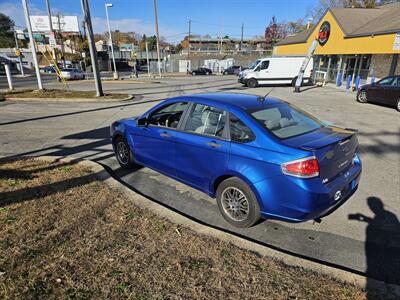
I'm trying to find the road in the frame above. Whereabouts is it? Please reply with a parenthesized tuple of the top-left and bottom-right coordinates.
(1, 75, 399, 283)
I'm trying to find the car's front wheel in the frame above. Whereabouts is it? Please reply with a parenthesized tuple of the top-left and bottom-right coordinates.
(247, 78, 258, 88)
(192, 72, 196, 76)
(396, 98, 400, 112)
(114, 136, 136, 169)
(357, 89, 368, 103)
(216, 177, 260, 228)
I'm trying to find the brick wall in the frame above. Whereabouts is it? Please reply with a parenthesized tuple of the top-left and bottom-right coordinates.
(370, 54, 399, 78)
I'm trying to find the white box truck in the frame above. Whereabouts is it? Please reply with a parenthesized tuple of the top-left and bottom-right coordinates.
(238, 56, 314, 88)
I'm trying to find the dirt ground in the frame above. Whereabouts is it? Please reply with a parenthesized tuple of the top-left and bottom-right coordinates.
(0, 158, 367, 299)
(2, 89, 129, 100)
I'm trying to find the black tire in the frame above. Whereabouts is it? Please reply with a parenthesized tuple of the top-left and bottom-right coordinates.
(357, 89, 368, 103)
(206, 72, 210, 75)
(216, 177, 261, 228)
(247, 78, 258, 88)
(114, 136, 136, 169)
(223, 71, 228, 75)
(396, 98, 400, 112)
(192, 72, 196, 76)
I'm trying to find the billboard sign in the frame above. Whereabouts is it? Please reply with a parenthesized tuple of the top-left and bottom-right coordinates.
(30, 15, 79, 32)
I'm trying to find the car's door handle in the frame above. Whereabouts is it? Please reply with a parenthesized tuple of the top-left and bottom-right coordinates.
(160, 132, 171, 138)
(206, 141, 221, 148)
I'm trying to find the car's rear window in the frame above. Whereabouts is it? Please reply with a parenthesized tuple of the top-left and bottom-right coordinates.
(249, 103, 323, 139)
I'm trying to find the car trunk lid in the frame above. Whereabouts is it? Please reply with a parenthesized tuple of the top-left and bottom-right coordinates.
(282, 126, 358, 183)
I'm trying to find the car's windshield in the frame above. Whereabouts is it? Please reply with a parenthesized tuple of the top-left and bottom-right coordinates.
(249, 103, 323, 139)
(248, 60, 261, 70)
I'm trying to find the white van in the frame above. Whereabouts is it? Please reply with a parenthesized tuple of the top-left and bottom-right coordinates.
(238, 56, 314, 88)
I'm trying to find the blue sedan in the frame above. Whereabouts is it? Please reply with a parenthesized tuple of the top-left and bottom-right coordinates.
(110, 93, 362, 228)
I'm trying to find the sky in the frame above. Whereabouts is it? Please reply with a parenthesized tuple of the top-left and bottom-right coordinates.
(0, 0, 317, 43)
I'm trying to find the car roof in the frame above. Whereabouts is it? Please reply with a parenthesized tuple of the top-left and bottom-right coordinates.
(173, 93, 284, 111)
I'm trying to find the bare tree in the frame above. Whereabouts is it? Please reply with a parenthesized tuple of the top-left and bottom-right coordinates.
(308, 0, 378, 20)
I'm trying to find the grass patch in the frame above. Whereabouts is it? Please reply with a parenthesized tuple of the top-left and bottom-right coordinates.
(0, 158, 367, 299)
(3, 89, 130, 100)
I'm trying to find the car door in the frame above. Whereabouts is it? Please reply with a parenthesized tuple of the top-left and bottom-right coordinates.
(174, 103, 230, 192)
(133, 101, 189, 177)
(369, 76, 394, 104)
(384, 77, 400, 106)
(258, 60, 270, 83)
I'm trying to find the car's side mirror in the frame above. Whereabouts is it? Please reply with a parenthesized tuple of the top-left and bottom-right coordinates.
(255, 66, 260, 72)
(137, 117, 148, 127)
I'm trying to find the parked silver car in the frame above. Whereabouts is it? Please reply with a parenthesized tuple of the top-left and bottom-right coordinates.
(58, 68, 85, 81)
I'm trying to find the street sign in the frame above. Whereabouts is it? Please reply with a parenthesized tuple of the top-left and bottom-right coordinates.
(82, 52, 86, 58)
(49, 37, 56, 48)
(393, 32, 400, 51)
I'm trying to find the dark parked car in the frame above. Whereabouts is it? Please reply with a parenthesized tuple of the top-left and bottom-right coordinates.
(222, 66, 244, 75)
(191, 67, 212, 76)
(357, 75, 400, 111)
(42, 66, 56, 73)
(110, 93, 361, 228)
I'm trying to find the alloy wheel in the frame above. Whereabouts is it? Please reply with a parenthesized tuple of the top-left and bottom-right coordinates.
(221, 187, 249, 221)
(358, 90, 368, 103)
(116, 141, 129, 165)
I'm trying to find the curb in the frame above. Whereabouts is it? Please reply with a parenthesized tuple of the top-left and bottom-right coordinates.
(3, 94, 135, 103)
(30, 156, 400, 298)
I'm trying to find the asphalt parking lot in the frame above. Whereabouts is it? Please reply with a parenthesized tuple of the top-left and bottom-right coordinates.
(1, 75, 399, 283)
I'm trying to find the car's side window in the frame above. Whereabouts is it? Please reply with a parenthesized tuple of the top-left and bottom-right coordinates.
(378, 77, 394, 85)
(229, 114, 255, 143)
(184, 103, 227, 138)
(148, 102, 188, 129)
(260, 60, 269, 70)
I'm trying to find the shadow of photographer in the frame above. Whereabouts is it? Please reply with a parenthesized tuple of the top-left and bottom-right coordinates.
(349, 196, 400, 297)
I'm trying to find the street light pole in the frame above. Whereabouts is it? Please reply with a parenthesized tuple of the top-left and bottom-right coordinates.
(105, 3, 118, 80)
(153, 0, 162, 78)
(81, 0, 103, 96)
(13, 29, 24, 76)
(145, 41, 150, 77)
(22, 0, 43, 90)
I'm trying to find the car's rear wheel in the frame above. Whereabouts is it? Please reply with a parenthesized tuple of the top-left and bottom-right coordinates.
(357, 89, 368, 103)
(396, 98, 400, 112)
(114, 136, 136, 169)
(247, 78, 258, 88)
(192, 72, 196, 76)
(216, 177, 260, 228)
(206, 71, 210, 75)
(223, 71, 227, 75)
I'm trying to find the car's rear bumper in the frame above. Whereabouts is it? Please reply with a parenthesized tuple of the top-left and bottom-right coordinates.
(254, 159, 362, 222)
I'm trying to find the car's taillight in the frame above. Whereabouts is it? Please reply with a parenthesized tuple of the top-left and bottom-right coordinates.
(281, 156, 319, 178)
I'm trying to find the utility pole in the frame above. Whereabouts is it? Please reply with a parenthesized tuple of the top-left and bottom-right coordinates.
(13, 30, 24, 76)
(45, 0, 57, 61)
(240, 23, 244, 51)
(153, 0, 162, 78)
(187, 19, 191, 68)
(81, 0, 103, 96)
(219, 18, 224, 54)
(105, 3, 118, 79)
(145, 41, 150, 77)
(57, 13, 66, 68)
(22, 0, 43, 90)
(81, 21, 86, 39)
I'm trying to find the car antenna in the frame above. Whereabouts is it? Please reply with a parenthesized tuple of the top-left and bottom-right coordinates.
(258, 88, 274, 102)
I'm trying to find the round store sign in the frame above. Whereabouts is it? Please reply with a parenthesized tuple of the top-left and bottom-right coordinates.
(318, 21, 330, 46)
